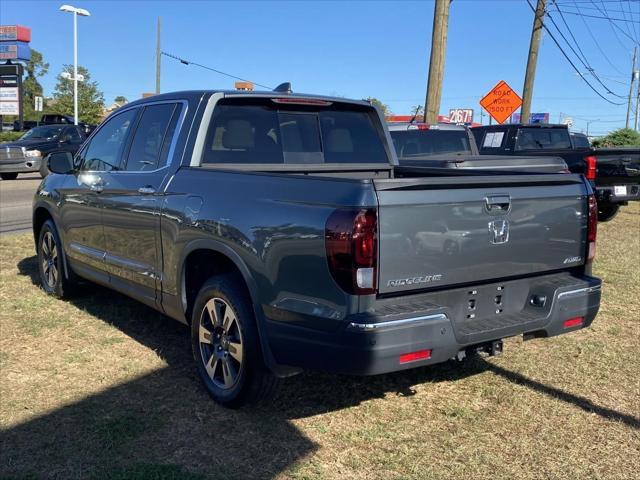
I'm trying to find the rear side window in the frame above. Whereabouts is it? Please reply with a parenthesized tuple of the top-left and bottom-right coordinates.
(390, 130, 471, 158)
(515, 128, 571, 150)
(571, 133, 590, 149)
(201, 100, 388, 165)
(80, 109, 137, 172)
(125, 103, 178, 171)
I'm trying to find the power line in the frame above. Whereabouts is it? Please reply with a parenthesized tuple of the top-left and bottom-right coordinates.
(569, 0, 626, 74)
(161, 51, 273, 90)
(558, 9, 640, 23)
(546, 5, 626, 97)
(525, 0, 625, 105)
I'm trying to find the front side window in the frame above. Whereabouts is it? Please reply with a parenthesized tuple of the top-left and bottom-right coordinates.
(515, 128, 571, 150)
(80, 109, 137, 172)
(64, 127, 83, 143)
(124, 103, 178, 171)
(201, 100, 388, 165)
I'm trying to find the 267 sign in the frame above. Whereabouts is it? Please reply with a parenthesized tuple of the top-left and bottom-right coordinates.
(448, 108, 474, 124)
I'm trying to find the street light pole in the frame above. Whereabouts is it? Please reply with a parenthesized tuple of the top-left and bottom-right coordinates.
(73, 10, 78, 125)
(60, 5, 90, 125)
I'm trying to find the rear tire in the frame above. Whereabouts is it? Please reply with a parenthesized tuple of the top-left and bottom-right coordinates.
(37, 220, 76, 298)
(191, 275, 278, 408)
(1, 172, 18, 180)
(597, 203, 619, 222)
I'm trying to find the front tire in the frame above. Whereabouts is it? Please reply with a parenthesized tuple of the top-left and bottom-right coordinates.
(597, 203, 619, 222)
(37, 220, 76, 298)
(191, 275, 278, 408)
(1, 172, 18, 180)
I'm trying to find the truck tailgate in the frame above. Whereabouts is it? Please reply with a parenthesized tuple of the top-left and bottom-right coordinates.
(374, 174, 588, 295)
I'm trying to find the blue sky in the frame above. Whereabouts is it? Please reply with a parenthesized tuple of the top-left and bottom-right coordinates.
(3, 0, 639, 135)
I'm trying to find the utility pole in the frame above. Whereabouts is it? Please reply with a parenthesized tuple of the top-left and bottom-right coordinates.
(633, 71, 640, 131)
(424, 0, 451, 124)
(155, 17, 161, 94)
(626, 46, 637, 129)
(521, 0, 546, 125)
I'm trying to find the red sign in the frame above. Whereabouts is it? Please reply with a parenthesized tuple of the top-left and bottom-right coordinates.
(480, 80, 522, 124)
(0, 25, 31, 42)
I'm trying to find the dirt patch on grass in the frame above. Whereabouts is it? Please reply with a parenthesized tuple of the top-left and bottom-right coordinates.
(1, 204, 639, 479)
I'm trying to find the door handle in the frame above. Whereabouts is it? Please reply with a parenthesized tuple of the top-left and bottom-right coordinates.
(138, 186, 156, 195)
(90, 182, 104, 193)
(485, 195, 511, 213)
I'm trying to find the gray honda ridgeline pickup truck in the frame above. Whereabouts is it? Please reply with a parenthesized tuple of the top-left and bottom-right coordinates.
(34, 89, 602, 407)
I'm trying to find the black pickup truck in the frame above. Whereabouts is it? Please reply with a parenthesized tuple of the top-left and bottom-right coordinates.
(472, 124, 640, 221)
(15, 114, 94, 135)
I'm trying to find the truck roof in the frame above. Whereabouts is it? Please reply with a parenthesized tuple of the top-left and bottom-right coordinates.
(473, 123, 569, 130)
(123, 90, 372, 109)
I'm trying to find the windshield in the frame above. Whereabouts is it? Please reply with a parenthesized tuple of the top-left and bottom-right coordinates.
(20, 126, 64, 141)
(390, 129, 471, 159)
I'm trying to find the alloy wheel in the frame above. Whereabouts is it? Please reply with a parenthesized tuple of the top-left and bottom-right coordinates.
(41, 231, 59, 288)
(198, 297, 244, 390)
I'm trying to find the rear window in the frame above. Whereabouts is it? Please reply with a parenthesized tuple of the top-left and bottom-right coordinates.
(515, 128, 571, 150)
(201, 99, 389, 165)
(390, 129, 471, 158)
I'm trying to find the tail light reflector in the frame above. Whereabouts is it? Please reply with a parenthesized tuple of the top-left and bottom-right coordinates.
(584, 155, 597, 181)
(399, 349, 432, 364)
(563, 317, 584, 329)
(586, 194, 597, 263)
(325, 208, 377, 295)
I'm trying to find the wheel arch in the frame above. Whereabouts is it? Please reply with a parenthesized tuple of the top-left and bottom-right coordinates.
(178, 239, 299, 378)
(32, 203, 72, 280)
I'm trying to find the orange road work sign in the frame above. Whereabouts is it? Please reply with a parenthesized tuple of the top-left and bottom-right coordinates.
(480, 80, 523, 124)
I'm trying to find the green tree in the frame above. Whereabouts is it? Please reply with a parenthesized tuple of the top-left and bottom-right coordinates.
(21, 49, 49, 121)
(591, 128, 640, 147)
(52, 65, 105, 124)
(113, 95, 128, 104)
(365, 97, 391, 117)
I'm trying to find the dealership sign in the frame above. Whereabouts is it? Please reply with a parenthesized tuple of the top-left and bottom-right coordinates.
(0, 42, 31, 61)
(0, 25, 31, 42)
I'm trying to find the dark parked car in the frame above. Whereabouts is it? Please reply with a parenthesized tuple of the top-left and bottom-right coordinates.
(33, 90, 601, 407)
(0, 124, 86, 180)
(388, 122, 568, 174)
(15, 114, 95, 135)
(472, 124, 640, 221)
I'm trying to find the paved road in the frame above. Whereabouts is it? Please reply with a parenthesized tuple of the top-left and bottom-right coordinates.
(0, 173, 41, 235)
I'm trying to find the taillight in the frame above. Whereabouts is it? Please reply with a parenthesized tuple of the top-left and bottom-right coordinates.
(586, 194, 597, 263)
(584, 155, 597, 181)
(325, 208, 377, 295)
(417, 124, 430, 130)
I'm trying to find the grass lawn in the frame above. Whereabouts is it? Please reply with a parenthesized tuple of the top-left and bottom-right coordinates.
(1, 203, 638, 480)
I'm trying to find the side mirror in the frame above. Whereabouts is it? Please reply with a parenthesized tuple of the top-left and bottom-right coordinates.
(48, 152, 74, 174)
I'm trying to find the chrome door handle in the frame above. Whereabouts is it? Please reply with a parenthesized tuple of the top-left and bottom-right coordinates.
(138, 186, 156, 195)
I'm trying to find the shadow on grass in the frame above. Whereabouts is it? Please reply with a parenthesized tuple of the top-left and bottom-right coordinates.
(7, 255, 638, 479)
(4, 256, 489, 479)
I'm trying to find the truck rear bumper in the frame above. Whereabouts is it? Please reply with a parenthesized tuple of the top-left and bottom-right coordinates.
(265, 273, 602, 376)
(596, 184, 640, 204)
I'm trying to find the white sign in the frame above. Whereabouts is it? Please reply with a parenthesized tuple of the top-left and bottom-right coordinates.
(561, 116, 573, 128)
(34, 95, 43, 112)
(0, 101, 20, 115)
(449, 108, 474, 124)
(0, 87, 19, 101)
(482, 131, 505, 148)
